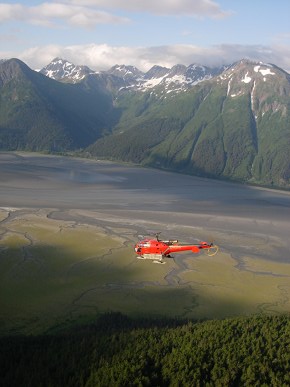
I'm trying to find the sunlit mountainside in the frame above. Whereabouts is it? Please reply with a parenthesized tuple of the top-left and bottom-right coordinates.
(0, 57, 290, 189)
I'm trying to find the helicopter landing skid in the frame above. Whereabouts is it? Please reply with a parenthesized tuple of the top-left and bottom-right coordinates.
(137, 253, 165, 263)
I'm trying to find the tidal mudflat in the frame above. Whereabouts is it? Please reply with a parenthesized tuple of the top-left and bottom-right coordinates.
(1, 152, 290, 334)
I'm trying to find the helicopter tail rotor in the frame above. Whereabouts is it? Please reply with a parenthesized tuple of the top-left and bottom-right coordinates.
(205, 244, 219, 256)
(199, 241, 219, 256)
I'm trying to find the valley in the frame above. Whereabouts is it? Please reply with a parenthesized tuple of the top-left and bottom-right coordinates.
(1, 58, 290, 189)
(1, 152, 290, 335)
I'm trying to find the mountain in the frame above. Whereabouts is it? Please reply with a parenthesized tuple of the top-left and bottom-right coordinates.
(0, 58, 115, 151)
(105, 64, 144, 82)
(0, 57, 290, 189)
(138, 63, 226, 93)
(87, 59, 290, 189)
(39, 57, 94, 83)
(40, 58, 226, 94)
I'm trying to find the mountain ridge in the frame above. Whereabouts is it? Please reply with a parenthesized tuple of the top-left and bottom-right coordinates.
(1, 57, 290, 189)
(40, 57, 229, 93)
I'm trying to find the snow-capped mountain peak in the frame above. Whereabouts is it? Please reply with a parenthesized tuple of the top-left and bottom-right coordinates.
(40, 57, 94, 83)
(39, 58, 230, 94)
(106, 64, 143, 81)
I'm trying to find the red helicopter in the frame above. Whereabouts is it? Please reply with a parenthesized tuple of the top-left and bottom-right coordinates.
(134, 233, 218, 264)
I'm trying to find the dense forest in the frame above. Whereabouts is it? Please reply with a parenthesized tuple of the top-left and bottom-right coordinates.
(1, 312, 289, 386)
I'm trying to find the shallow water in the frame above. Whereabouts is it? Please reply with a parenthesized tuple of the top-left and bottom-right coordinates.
(1, 152, 290, 263)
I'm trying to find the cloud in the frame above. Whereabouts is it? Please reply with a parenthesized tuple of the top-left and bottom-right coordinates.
(7, 42, 289, 73)
(0, 1, 231, 29)
(67, 0, 231, 18)
(0, 4, 25, 22)
(212, 44, 290, 72)
(0, 2, 129, 28)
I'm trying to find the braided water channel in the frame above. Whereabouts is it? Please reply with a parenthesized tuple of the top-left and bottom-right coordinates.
(1, 152, 290, 332)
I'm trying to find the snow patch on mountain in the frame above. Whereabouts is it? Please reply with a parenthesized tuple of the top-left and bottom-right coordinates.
(241, 72, 252, 83)
(254, 65, 275, 77)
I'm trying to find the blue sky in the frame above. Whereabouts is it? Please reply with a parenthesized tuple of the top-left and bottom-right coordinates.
(0, 0, 290, 72)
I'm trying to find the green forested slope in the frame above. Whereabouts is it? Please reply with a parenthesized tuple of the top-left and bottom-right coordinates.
(0, 59, 114, 151)
(1, 313, 289, 386)
(88, 61, 290, 189)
